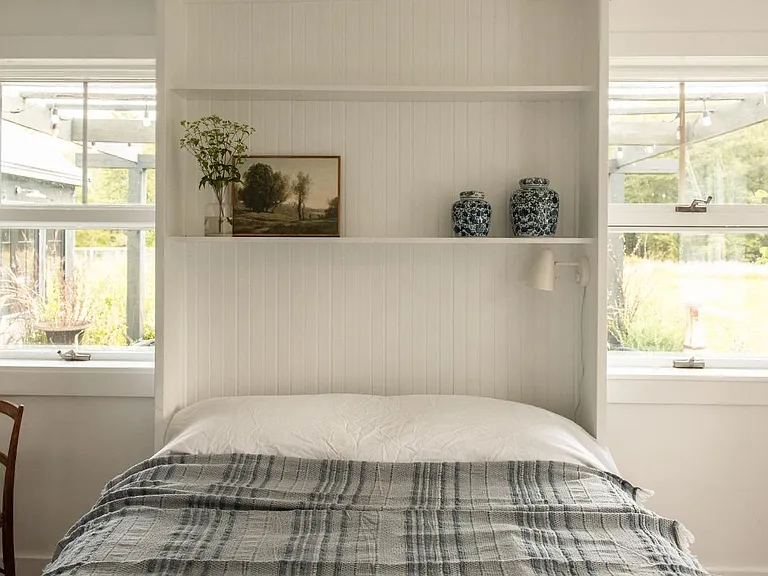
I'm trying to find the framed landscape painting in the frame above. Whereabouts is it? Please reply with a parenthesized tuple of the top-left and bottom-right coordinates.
(233, 155, 341, 237)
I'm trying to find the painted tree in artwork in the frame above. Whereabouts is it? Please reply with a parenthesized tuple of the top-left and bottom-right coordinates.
(240, 163, 289, 213)
(293, 171, 312, 220)
(325, 196, 339, 219)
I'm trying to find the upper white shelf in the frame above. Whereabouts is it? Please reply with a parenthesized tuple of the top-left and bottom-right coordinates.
(170, 85, 596, 102)
(169, 236, 595, 245)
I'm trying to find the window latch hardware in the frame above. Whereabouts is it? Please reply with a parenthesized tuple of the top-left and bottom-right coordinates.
(58, 349, 92, 362)
(675, 196, 713, 213)
(673, 356, 706, 369)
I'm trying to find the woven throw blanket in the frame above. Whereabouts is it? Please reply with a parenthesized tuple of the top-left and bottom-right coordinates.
(45, 454, 708, 575)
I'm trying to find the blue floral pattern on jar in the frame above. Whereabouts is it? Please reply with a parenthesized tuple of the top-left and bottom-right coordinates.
(509, 177, 559, 237)
(452, 191, 492, 237)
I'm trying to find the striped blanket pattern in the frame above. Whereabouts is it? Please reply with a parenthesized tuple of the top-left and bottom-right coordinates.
(45, 454, 707, 575)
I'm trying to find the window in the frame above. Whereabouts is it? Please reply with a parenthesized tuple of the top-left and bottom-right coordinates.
(0, 81, 155, 357)
(608, 81, 768, 367)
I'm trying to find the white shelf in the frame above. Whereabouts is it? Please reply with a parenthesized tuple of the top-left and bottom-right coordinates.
(168, 236, 595, 245)
(170, 85, 596, 102)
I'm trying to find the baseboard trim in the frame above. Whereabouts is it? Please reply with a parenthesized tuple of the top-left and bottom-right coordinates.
(18, 555, 50, 576)
(708, 568, 768, 576)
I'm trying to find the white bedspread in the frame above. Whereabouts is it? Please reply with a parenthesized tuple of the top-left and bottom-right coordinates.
(159, 394, 618, 474)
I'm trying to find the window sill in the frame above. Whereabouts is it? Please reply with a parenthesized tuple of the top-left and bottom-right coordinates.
(608, 367, 768, 406)
(0, 360, 154, 398)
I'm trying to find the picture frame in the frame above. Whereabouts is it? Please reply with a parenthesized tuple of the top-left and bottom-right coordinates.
(232, 155, 341, 237)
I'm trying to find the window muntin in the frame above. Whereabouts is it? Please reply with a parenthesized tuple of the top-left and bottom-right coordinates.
(0, 81, 155, 356)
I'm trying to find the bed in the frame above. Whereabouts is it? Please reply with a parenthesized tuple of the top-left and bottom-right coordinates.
(44, 395, 708, 575)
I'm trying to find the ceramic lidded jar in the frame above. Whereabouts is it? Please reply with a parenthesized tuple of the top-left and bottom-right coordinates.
(451, 191, 492, 237)
(509, 177, 559, 237)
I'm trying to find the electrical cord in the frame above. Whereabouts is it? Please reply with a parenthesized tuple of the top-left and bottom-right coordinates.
(574, 285, 587, 420)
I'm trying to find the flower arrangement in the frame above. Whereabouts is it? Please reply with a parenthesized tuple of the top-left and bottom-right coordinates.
(180, 115, 256, 235)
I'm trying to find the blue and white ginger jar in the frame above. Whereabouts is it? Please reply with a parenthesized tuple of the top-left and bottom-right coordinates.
(509, 177, 559, 237)
(452, 190, 492, 237)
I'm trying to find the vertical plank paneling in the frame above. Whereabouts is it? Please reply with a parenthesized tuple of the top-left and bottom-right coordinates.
(439, 0, 455, 86)
(330, 244, 345, 393)
(236, 244, 251, 396)
(371, 103, 387, 237)
(385, 1, 400, 86)
(263, 244, 279, 395)
(479, 246, 496, 398)
(222, 244, 238, 398)
(180, 0, 586, 87)
(399, 0, 414, 86)
(176, 241, 580, 416)
(384, 245, 400, 395)
(185, 246, 200, 406)
(164, 0, 600, 428)
(316, 244, 333, 393)
(397, 245, 413, 395)
(289, 245, 306, 392)
(370, 244, 386, 396)
(438, 245, 454, 394)
(411, 245, 428, 395)
(452, 245, 467, 396)
(465, 245, 480, 396)
(181, 98, 580, 240)
(197, 244, 211, 401)
(356, 245, 373, 394)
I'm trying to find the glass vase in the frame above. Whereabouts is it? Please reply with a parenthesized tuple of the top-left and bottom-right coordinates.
(204, 186, 233, 237)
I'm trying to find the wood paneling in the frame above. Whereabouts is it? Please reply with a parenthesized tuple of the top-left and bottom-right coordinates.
(157, 0, 607, 443)
(179, 99, 582, 238)
(181, 0, 587, 88)
(167, 239, 583, 419)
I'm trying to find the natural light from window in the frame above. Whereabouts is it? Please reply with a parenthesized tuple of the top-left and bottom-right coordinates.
(0, 81, 156, 356)
(608, 81, 768, 365)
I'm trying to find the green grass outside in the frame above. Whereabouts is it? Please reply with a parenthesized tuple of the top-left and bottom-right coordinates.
(614, 257, 768, 355)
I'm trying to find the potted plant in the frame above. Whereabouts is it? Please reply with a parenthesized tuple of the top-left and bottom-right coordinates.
(180, 115, 256, 236)
(0, 265, 91, 346)
(33, 269, 91, 345)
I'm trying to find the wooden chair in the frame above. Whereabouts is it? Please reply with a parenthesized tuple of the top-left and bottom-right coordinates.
(0, 402, 23, 576)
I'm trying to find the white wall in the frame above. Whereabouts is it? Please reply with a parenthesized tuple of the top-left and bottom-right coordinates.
(607, 396, 768, 576)
(8, 392, 765, 576)
(0, 0, 155, 59)
(3, 2, 768, 576)
(7, 395, 154, 576)
(5, 0, 768, 62)
(610, 0, 768, 58)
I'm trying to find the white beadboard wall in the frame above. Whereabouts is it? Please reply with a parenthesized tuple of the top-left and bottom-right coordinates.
(167, 239, 584, 418)
(178, 99, 582, 238)
(178, 0, 591, 88)
(157, 0, 607, 443)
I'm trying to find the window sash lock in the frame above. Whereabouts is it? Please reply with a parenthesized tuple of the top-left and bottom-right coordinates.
(675, 196, 713, 213)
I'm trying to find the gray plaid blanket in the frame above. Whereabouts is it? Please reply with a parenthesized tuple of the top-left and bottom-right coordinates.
(45, 454, 707, 575)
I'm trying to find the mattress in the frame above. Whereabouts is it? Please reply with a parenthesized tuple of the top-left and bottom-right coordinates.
(45, 453, 707, 575)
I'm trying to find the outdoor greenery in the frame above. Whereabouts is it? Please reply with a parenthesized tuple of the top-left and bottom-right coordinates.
(609, 118, 768, 354)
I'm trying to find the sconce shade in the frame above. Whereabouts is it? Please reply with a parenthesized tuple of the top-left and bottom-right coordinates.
(531, 248, 556, 291)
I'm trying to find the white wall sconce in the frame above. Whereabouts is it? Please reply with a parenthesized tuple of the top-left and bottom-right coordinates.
(530, 249, 591, 291)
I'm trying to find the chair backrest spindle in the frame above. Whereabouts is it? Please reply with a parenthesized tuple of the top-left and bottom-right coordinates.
(0, 401, 24, 576)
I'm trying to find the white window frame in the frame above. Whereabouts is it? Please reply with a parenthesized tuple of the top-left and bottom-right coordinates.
(608, 60, 768, 370)
(0, 61, 156, 362)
